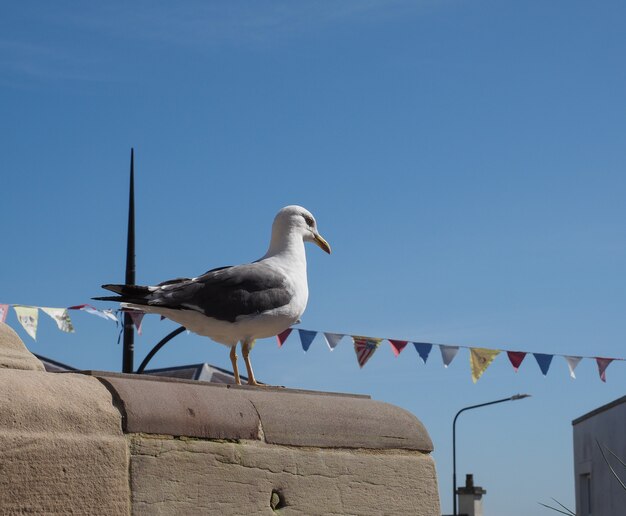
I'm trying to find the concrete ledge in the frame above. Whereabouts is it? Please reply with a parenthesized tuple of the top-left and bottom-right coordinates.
(0, 326, 440, 515)
(89, 371, 434, 452)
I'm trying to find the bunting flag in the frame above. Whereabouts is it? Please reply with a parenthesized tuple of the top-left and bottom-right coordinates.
(298, 329, 317, 352)
(41, 307, 74, 333)
(276, 328, 292, 347)
(388, 339, 408, 357)
(0, 304, 9, 323)
(13, 306, 39, 340)
(507, 351, 527, 372)
(470, 348, 501, 383)
(440, 345, 459, 367)
(323, 332, 344, 351)
(1, 299, 625, 383)
(128, 311, 145, 335)
(596, 358, 613, 382)
(534, 353, 554, 376)
(68, 304, 118, 322)
(413, 342, 432, 364)
(564, 356, 582, 379)
(353, 336, 382, 368)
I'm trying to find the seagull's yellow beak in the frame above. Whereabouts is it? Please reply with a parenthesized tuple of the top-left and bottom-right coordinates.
(313, 232, 332, 254)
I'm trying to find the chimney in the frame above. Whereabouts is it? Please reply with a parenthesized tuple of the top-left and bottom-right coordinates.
(456, 474, 486, 516)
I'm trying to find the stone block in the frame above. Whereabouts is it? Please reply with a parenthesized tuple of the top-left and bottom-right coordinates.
(91, 372, 433, 452)
(130, 436, 440, 516)
(0, 369, 130, 514)
(0, 322, 44, 371)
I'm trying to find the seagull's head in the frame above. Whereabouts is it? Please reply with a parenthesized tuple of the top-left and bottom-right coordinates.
(273, 205, 331, 254)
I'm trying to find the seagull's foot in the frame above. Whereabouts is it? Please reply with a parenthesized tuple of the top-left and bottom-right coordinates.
(247, 379, 268, 387)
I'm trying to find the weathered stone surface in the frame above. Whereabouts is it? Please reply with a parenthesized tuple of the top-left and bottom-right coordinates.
(130, 435, 440, 516)
(245, 388, 433, 451)
(0, 369, 130, 514)
(92, 372, 433, 452)
(96, 373, 262, 440)
(0, 366, 439, 514)
(0, 322, 45, 371)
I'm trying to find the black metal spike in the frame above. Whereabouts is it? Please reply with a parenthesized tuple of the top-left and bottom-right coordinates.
(122, 148, 136, 373)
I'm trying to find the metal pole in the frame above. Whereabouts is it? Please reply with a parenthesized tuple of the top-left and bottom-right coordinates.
(452, 394, 530, 515)
(122, 148, 136, 373)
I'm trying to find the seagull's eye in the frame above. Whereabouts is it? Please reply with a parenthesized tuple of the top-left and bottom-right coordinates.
(303, 215, 314, 227)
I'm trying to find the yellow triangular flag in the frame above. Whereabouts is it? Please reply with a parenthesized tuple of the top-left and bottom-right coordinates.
(470, 347, 500, 383)
(13, 305, 39, 340)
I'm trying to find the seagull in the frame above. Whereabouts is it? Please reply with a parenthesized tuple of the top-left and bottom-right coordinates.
(95, 205, 331, 386)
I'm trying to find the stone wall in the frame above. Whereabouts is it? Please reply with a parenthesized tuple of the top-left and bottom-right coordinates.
(0, 322, 440, 515)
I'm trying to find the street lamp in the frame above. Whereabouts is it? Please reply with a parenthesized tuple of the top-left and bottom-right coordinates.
(452, 393, 531, 515)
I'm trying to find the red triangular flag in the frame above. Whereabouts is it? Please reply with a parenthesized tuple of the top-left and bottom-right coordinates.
(353, 336, 382, 368)
(596, 357, 613, 382)
(276, 328, 293, 347)
(507, 351, 527, 372)
(388, 339, 408, 357)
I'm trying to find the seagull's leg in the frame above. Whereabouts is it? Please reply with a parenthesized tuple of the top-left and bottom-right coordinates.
(242, 340, 262, 386)
(230, 344, 241, 385)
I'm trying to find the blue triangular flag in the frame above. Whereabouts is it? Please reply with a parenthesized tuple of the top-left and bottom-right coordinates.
(533, 353, 554, 376)
(299, 329, 317, 352)
(413, 342, 433, 364)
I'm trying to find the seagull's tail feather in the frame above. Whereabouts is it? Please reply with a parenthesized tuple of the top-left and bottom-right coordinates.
(102, 283, 151, 296)
(97, 284, 153, 306)
(92, 295, 125, 302)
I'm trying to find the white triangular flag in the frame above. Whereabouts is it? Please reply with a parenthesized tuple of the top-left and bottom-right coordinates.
(564, 356, 582, 379)
(13, 306, 39, 340)
(42, 307, 75, 333)
(69, 304, 118, 322)
(323, 332, 344, 351)
(440, 345, 460, 367)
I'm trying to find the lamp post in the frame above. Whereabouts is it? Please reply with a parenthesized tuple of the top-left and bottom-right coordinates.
(452, 393, 531, 515)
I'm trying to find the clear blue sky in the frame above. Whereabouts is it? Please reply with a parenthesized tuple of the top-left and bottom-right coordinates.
(2, 2, 626, 514)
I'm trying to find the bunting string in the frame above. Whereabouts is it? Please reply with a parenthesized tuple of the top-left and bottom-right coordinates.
(0, 302, 143, 342)
(276, 326, 624, 383)
(0, 301, 622, 382)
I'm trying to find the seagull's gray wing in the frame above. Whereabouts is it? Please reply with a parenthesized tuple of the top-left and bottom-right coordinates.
(150, 263, 292, 323)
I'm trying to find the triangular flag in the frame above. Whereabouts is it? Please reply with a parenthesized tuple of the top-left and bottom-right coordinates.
(413, 342, 432, 363)
(533, 353, 554, 376)
(0, 304, 9, 323)
(323, 332, 344, 351)
(440, 345, 459, 367)
(128, 311, 145, 335)
(298, 329, 317, 352)
(276, 328, 292, 347)
(388, 339, 408, 357)
(507, 351, 527, 372)
(353, 336, 382, 368)
(69, 304, 118, 322)
(470, 348, 500, 383)
(41, 307, 75, 333)
(564, 356, 582, 379)
(596, 357, 613, 383)
(13, 306, 39, 340)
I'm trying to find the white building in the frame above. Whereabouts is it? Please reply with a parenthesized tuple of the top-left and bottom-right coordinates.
(573, 395, 626, 516)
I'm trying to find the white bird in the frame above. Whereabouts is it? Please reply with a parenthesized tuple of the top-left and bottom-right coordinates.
(96, 205, 331, 386)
